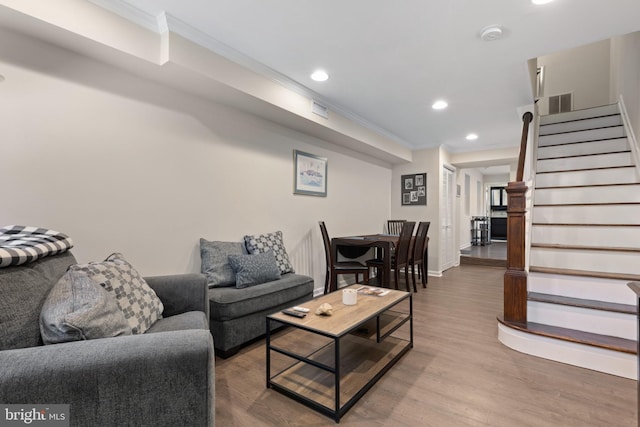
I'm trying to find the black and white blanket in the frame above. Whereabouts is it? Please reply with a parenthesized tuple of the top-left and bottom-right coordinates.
(0, 225, 74, 268)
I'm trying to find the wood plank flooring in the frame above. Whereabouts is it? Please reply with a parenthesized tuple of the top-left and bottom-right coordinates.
(214, 265, 637, 426)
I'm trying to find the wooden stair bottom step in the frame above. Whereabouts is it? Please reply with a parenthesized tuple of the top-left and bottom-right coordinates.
(528, 292, 636, 315)
(497, 316, 637, 354)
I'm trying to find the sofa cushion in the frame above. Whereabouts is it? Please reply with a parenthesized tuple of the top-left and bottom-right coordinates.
(40, 270, 132, 344)
(209, 273, 313, 321)
(0, 251, 76, 350)
(244, 230, 294, 274)
(145, 311, 209, 333)
(69, 253, 163, 334)
(200, 239, 245, 288)
(228, 251, 281, 288)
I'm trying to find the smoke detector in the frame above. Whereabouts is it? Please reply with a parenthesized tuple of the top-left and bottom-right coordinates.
(480, 26, 503, 42)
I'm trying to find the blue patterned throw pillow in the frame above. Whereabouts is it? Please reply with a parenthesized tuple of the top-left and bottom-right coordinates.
(244, 231, 294, 274)
(228, 251, 281, 288)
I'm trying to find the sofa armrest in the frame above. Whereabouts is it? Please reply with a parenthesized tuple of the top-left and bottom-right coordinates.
(0, 330, 214, 427)
(145, 273, 208, 318)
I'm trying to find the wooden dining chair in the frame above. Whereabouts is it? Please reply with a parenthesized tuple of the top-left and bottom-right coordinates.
(319, 221, 369, 294)
(409, 221, 431, 292)
(386, 220, 406, 235)
(367, 221, 415, 291)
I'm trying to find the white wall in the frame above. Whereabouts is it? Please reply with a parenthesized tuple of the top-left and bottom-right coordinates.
(538, 39, 611, 114)
(457, 168, 485, 249)
(390, 147, 441, 274)
(611, 32, 640, 140)
(0, 29, 392, 293)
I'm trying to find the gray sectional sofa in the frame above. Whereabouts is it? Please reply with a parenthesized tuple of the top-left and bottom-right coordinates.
(0, 251, 215, 427)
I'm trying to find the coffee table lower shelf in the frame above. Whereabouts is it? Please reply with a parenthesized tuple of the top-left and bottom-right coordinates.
(268, 332, 411, 422)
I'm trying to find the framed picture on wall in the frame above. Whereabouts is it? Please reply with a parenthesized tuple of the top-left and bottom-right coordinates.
(293, 150, 327, 196)
(401, 173, 427, 205)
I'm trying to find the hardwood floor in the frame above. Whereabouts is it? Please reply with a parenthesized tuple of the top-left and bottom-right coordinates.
(214, 265, 636, 426)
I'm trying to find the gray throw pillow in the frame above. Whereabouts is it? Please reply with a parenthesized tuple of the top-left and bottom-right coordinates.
(69, 253, 163, 334)
(40, 270, 132, 344)
(244, 231, 295, 275)
(228, 251, 281, 289)
(200, 239, 245, 288)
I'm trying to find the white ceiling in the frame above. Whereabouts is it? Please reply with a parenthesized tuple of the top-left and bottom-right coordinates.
(92, 0, 640, 153)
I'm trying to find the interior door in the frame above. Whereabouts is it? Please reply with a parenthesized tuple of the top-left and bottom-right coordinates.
(440, 166, 456, 271)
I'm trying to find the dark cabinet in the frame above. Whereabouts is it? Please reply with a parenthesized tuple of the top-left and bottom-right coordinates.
(491, 217, 507, 240)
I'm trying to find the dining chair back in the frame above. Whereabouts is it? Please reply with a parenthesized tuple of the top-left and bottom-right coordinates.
(410, 221, 431, 292)
(319, 221, 369, 294)
(387, 220, 406, 235)
(368, 221, 415, 291)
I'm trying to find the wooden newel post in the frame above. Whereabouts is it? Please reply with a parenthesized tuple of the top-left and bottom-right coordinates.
(504, 181, 528, 323)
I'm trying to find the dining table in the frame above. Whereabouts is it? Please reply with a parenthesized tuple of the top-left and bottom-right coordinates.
(329, 234, 419, 293)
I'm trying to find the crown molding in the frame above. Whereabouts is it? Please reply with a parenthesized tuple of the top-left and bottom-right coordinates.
(89, 0, 412, 149)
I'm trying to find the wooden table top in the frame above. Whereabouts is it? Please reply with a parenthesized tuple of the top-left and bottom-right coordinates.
(268, 284, 410, 338)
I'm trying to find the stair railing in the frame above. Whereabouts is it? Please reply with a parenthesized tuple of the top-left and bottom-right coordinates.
(503, 112, 533, 323)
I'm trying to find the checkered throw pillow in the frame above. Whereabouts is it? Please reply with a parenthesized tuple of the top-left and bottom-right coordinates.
(244, 230, 294, 274)
(70, 253, 163, 334)
(0, 225, 74, 268)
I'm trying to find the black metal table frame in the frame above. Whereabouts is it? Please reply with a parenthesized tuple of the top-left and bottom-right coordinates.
(266, 294, 413, 423)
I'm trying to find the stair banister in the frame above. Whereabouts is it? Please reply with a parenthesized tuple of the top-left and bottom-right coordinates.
(503, 112, 533, 323)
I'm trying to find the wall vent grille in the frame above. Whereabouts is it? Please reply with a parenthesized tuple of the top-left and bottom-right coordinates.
(549, 93, 573, 114)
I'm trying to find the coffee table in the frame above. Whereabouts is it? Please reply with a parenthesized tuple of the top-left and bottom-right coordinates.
(266, 284, 413, 422)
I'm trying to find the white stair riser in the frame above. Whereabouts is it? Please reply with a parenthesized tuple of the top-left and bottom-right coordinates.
(536, 152, 633, 173)
(498, 324, 636, 379)
(527, 301, 637, 340)
(533, 204, 640, 224)
(530, 247, 640, 276)
(539, 126, 626, 147)
(539, 115, 623, 136)
(539, 104, 620, 125)
(531, 225, 640, 248)
(528, 271, 636, 304)
(538, 138, 629, 159)
(534, 185, 640, 205)
(535, 167, 637, 187)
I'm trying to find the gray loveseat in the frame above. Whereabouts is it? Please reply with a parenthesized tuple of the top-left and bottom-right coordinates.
(201, 235, 314, 358)
(0, 251, 215, 427)
(209, 273, 314, 357)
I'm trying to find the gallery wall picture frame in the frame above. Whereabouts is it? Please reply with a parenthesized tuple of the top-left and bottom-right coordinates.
(293, 150, 328, 197)
(401, 173, 427, 205)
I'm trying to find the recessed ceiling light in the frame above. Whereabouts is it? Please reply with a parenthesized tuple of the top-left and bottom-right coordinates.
(466, 133, 479, 141)
(311, 70, 329, 82)
(532, 0, 554, 4)
(432, 100, 448, 110)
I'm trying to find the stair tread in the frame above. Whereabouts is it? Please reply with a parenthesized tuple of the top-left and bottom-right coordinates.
(497, 315, 637, 354)
(538, 150, 630, 161)
(536, 165, 634, 174)
(538, 124, 624, 137)
(539, 137, 629, 148)
(531, 243, 640, 253)
(536, 183, 640, 190)
(534, 202, 640, 207)
(528, 292, 636, 314)
(539, 111, 620, 126)
(529, 266, 640, 282)
(532, 223, 640, 227)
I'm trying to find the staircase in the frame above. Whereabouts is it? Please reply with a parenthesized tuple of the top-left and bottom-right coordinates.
(499, 103, 640, 379)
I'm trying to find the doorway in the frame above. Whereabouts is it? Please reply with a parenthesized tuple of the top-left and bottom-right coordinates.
(440, 166, 456, 271)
